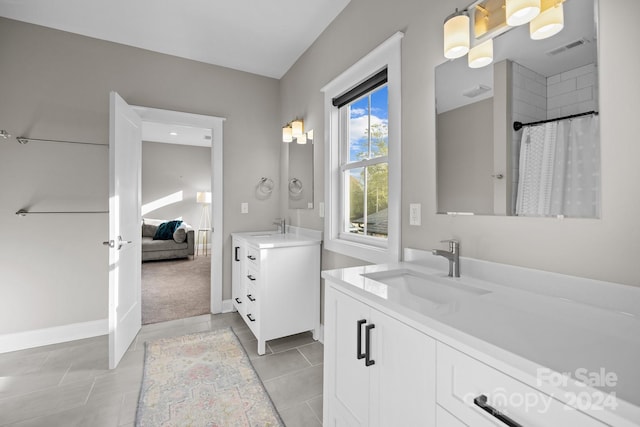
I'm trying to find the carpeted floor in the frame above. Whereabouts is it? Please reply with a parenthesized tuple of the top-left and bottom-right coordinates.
(141, 255, 211, 325)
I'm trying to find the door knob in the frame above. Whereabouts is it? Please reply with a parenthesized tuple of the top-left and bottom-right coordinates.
(103, 236, 132, 250)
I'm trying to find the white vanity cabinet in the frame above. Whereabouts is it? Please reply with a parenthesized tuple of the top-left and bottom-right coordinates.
(231, 235, 246, 317)
(322, 260, 634, 427)
(324, 285, 437, 426)
(231, 231, 321, 355)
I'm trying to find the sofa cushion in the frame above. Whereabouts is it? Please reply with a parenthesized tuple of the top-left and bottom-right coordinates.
(153, 220, 183, 240)
(142, 236, 188, 252)
(142, 223, 158, 238)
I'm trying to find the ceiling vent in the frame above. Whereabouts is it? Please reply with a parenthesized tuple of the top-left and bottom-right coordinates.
(462, 84, 492, 98)
(546, 38, 588, 56)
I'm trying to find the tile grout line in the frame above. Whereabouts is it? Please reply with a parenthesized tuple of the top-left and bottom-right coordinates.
(305, 396, 323, 425)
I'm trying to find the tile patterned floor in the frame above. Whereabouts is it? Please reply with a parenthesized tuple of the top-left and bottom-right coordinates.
(0, 313, 323, 426)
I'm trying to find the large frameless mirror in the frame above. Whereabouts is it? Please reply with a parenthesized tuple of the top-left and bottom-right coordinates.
(436, 0, 600, 218)
(288, 134, 314, 209)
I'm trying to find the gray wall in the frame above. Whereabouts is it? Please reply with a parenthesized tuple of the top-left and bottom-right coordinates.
(141, 142, 211, 229)
(0, 17, 281, 335)
(280, 0, 640, 287)
(436, 98, 494, 214)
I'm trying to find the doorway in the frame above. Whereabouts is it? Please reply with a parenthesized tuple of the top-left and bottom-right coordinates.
(140, 140, 212, 324)
(133, 105, 225, 316)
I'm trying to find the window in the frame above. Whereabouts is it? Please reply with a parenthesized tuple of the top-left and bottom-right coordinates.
(322, 32, 402, 263)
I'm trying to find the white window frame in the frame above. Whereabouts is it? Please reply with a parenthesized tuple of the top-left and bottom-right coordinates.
(322, 32, 403, 263)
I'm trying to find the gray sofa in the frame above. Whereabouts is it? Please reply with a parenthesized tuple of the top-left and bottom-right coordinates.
(141, 218, 194, 261)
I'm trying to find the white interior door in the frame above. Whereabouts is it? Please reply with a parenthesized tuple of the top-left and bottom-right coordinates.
(108, 92, 142, 369)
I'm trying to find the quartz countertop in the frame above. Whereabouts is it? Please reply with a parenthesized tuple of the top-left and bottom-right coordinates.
(322, 259, 640, 425)
(232, 227, 321, 249)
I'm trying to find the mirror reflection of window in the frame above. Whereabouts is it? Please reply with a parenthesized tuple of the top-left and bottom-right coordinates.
(435, 0, 600, 218)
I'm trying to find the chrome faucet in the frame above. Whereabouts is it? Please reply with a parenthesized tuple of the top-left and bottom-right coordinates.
(273, 218, 285, 234)
(432, 239, 460, 277)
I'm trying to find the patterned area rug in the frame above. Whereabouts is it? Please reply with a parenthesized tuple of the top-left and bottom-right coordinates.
(136, 328, 283, 426)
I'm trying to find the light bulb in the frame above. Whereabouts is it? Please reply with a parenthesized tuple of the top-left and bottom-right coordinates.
(444, 11, 470, 59)
(506, 0, 541, 26)
(468, 39, 493, 68)
(530, 2, 564, 40)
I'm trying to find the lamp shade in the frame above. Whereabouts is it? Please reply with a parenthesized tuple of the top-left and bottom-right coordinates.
(196, 191, 211, 204)
(291, 120, 304, 138)
(296, 133, 307, 144)
(282, 125, 293, 142)
(468, 39, 494, 68)
(443, 11, 470, 59)
(530, 2, 564, 40)
(506, 0, 541, 26)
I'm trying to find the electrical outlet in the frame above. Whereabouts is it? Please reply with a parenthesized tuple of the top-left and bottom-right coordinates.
(241, 202, 249, 214)
(409, 203, 421, 226)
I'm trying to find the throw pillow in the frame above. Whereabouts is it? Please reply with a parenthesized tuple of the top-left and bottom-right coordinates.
(153, 220, 183, 240)
(173, 223, 188, 243)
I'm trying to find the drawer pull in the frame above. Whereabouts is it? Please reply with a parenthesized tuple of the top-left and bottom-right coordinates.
(247, 275, 256, 281)
(247, 255, 256, 261)
(357, 319, 366, 360)
(247, 294, 256, 302)
(365, 324, 375, 367)
(234, 246, 240, 262)
(473, 395, 522, 427)
(234, 297, 242, 304)
(246, 314, 256, 322)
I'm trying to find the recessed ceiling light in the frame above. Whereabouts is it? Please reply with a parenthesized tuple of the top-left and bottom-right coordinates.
(169, 131, 178, 136)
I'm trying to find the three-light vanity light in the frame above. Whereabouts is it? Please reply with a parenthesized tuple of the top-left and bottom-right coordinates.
(444, 0, 565, 68)
(282, 119, 313, 144)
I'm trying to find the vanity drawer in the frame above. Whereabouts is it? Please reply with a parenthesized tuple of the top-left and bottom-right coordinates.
(437, 343, 606, 427)
(246, 245, 259, 265)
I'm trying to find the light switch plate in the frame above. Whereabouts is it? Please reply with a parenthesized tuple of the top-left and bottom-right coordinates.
(409, 203, 421, 226)
(319, 202, 325, 218)
(241, 202, 248, 214)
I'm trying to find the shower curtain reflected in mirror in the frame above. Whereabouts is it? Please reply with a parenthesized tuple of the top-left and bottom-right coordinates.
(515, 115, 600, 218)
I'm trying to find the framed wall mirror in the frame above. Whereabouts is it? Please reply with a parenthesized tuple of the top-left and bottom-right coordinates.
(435, 0, 600, 218)
(288, 133, 314, 209)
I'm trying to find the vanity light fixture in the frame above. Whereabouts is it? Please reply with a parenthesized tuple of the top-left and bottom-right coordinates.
(468, 38, 493, 68)
(282, 125, 293, 142)
(443, 0, 565, 69)
(291, 119, 304, 138)
(506, 0, 541, 26)
(443, 9, 470, 59)
(530, 0, 564, 40)
(296, 133, 307, 144)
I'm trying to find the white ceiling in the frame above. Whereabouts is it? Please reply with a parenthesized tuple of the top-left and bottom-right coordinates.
(0, 0, 351, 79)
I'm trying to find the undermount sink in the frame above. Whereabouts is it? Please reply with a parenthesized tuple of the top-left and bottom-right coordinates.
(361, 269, 491, 306)
(249, 232, 282, 237)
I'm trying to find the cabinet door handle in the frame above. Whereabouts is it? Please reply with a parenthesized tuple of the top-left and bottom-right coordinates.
(365, 324, 375, 367)
(246, 314, 256, 322)
(247, 255, 256, 261)
(247, 274, 256, 281)
(356, 319, 367, 360)
(234, 297, 242, 304)
(247, 294, 256, 302)
(234, 247, 240, 262)
(473, 395, 522, 427)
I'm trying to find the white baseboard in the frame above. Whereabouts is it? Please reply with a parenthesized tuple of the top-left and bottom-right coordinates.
(221, 299, 236, 313)
(0, 319, 108, 354)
